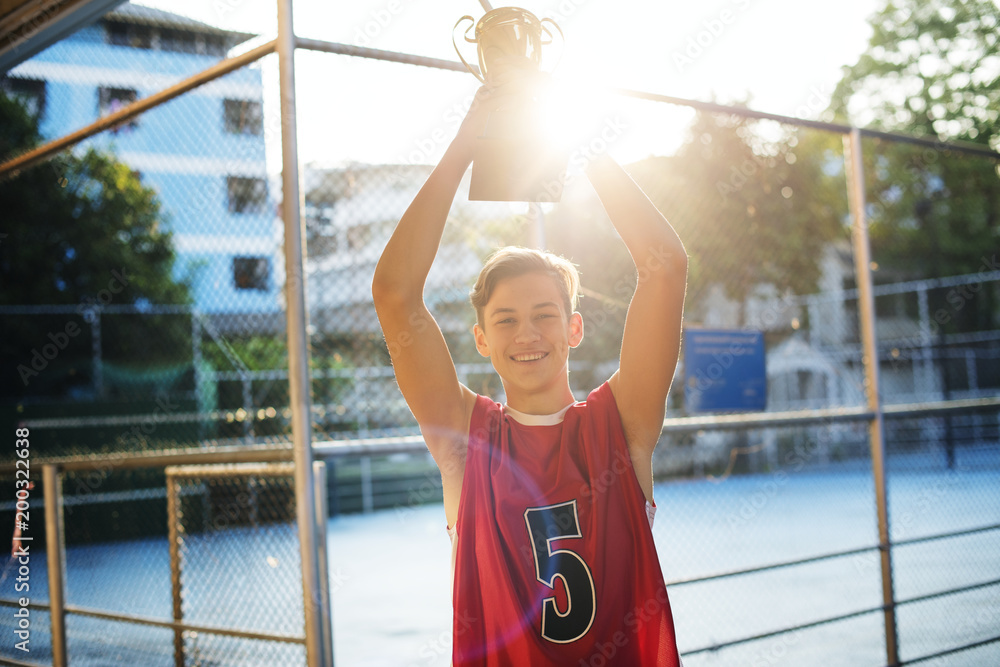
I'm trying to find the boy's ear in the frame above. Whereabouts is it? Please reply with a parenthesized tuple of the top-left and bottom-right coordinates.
(473, 323, 491, 357)
(569, 312, 584, 348)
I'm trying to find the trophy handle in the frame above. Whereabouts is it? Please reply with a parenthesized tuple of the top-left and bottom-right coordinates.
(539, 18, 565, 72)
(452, 15, 484, 83)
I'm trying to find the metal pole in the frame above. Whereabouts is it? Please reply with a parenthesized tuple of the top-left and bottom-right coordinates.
(529, 202, 546, 250)
(0, 40, 278, 177)
(916, 287, 933, 397)
(43, 465, 67, 667)
(191, 312, 205, 437)
(360, 456, 373, 514)
(313, 461, 334, 666)
(166, 471, 184, 667)
(844, 128, 899, 666)
(91, 310, 103, 397)
(242, 375, 254, 442)
(276, 0, 327, 665)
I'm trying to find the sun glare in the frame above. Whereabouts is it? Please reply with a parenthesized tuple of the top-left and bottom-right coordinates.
(538, 78, 596, 149)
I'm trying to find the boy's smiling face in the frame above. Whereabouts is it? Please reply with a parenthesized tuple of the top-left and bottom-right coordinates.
(473, 271, 583, 405)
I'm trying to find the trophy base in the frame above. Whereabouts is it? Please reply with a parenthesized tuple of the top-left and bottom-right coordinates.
(469, 137, 567, 203)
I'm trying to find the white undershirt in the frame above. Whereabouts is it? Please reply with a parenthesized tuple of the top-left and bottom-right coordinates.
(446, 401, 656, 593)
(502, 401, 574, 426)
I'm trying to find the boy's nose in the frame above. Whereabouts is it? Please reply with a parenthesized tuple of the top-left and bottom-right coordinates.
(514, 322, 541, 343)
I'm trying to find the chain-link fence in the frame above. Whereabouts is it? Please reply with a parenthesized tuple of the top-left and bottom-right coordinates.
(2, 0, 999, 665)
(167, 464, 305, 666)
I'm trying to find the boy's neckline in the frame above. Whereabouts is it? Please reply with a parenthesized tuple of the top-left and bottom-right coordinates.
(502, 401, 575, 426)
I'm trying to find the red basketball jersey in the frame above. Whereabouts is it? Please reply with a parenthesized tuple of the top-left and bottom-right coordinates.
(450, 381, 682, 666)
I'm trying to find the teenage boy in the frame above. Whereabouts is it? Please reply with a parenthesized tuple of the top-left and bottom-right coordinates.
(372, 71, 687, 666)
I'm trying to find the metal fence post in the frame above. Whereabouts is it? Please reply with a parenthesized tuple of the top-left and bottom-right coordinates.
(90, 309, 103, 397)
(844, 127, 899, 666)
(360, 456, 373, 514)
(166, 471, 184, 667)
(529, 202, 546, 249)
(43, 464, 67, 667)
(276, 0, 329, 665)
(191, 311, 206, 437)
(314, 461, 334, 666)
(242, 374, 254, 441)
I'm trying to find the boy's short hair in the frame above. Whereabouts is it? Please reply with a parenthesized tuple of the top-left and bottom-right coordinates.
(470, 246, 580, 327)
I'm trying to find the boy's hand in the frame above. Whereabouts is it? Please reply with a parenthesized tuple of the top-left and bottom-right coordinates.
(451, 57, 552, 164)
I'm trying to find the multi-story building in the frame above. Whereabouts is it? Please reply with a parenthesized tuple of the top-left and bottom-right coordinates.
(303, 162, 510, 336)
(2, 2, 278, 318)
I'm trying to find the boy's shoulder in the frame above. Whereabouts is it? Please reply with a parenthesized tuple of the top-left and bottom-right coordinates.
(469, 380, 617, 433)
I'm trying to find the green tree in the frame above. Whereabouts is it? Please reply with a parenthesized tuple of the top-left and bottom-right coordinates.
(829, 0, 1000, 281)
(0, 91, 191, 398)
(548, 109, 845, 337)
(828, 0, 1000, 334)
(831, 0, 999, 145)
(647, 111, 845, 320)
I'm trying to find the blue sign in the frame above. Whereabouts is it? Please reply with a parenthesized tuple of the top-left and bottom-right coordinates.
(684, 329, 766, 413)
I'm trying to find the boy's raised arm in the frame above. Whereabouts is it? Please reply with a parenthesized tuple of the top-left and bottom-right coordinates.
(585, 154, 688, 455)
(372, 81, 523, 466)
(372, 127, 474, 467)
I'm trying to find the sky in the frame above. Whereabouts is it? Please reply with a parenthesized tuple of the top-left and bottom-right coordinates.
(134, 0, 886, 169)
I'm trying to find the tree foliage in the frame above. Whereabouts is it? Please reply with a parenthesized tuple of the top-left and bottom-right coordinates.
(0, 95, 188, 307)
(829, 0, 1000, 287)
(831, 0, 1000, 145)
(1, 92, 191, 398)
(644, 111, 846, 317)
(546, 108, 845, 338)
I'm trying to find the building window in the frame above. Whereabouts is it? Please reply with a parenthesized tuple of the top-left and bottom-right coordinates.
(160, 28, 198, 54)
(204, 34, 228, 57)
(227, 177, 268, 214)
(0, 77, 46, 120)
(106, 22, 152, 49)
(224, 99, 263, 135)
(98, 87, 139, 132)
(233, 257, 269, 291)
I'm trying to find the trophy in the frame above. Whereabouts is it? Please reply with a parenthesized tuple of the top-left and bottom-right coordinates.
(453, 7, 567, 202)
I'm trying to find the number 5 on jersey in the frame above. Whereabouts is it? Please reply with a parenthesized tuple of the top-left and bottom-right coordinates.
(524, 499, 596, 643)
